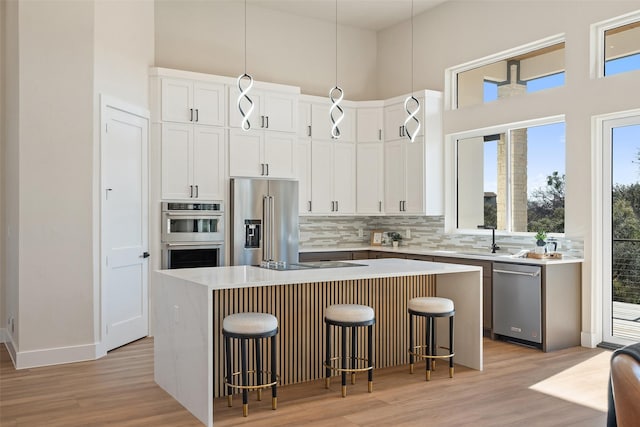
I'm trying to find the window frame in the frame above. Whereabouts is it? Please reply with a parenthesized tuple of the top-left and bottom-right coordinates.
(444, 34, 565, 111)
(444, 115, 566, 236)
(590, 10, 640, 79)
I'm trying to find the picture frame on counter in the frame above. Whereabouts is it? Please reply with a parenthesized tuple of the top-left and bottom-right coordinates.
(370, 230, 383, 246)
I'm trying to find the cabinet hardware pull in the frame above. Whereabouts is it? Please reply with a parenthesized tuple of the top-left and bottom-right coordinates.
(399, 126, 402, 137)
(331, 201, 335, 212)
(195, 185, 199, 198)
(379, 129, 382, 140)
(261, 115, 265, 128)
(399, 200, 402, 212)
(190, 108, 194, 122)
(266, 116, 269, 129)
(189, 185, 194, 198)
(379, 201, 382, 212)
(266, 163, 269, 176)
(260, 163, 265, 176)
(308, 125, 312, 137)
(335, 200, 339, 211)
(308, 200, 312, 212)
(494, 269, 540, 277)
(195, 109, 199, 122)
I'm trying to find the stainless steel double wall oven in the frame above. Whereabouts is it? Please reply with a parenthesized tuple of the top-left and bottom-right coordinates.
(161, 201, 225, 269)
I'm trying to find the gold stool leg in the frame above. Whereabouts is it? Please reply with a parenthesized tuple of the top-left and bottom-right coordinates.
(341, 385, 347, 398)
(351, 372, 356, 385)
(426, 369, 431, 381)
(410, 363, 414, 374)
(243, 403, 248, 417)
(325, 377, 330, 389)
(449, 366, 454, 378)
(368, 381, 373, 393)
(257, 389, 262, 401)
(227, 395, 233, 407)
(272, 397, 277, 410)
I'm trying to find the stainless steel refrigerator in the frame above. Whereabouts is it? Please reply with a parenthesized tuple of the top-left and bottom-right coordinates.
(230, 178, 299, 266)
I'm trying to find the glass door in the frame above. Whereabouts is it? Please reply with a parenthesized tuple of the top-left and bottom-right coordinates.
(603, 115, 640, 345)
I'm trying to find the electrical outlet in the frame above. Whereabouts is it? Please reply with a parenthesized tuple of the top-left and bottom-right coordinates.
(174, 305, 180, 324)
(406, 228, 411, 239)
(358, 228, 363, 238)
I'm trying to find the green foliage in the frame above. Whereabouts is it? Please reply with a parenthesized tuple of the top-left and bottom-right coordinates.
(527, 171, 565, 233)
(534, 230, 547, 242)
(388, 232, 402, 242)
(611, 183, 640, 304)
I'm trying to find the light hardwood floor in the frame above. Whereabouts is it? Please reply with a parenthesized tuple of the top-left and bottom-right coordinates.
(1, 338, 608, 426)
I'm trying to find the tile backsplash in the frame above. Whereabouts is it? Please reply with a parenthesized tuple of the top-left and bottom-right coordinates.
(299, 216, 584, 257)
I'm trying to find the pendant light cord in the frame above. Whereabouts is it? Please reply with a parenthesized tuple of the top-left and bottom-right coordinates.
(244, 0, 247, 74)
(410, 0, 414, 95)
(335, 0, 338, 86)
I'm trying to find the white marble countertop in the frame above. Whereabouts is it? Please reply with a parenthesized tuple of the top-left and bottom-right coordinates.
(156, 258, 482, 290)
(299, 245, 583, 265)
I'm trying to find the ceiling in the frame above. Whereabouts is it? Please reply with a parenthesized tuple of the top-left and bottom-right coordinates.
(255, 0, 450, 31)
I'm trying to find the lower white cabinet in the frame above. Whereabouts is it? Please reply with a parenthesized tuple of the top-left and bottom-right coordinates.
(311, 140, 356, 214)
(161, 123, 225, 200)
(384, 138, 425, 214)
(356, 142, 384, 214)
(228, 129, 295, 178)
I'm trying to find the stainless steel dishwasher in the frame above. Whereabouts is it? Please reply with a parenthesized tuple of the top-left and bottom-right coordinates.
(493, 262, 542, 346)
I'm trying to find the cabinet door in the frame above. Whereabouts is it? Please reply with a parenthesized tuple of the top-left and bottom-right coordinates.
(298, 102, 312, 138)
(384, 102, 405, 141)
(264, 92, 297, 133)
(228, 87, 264, 129)
(311, 140, 334, 214)
(161, 78, 193, 124)
(333, 142, 356, 214)
(404, 139, 425, 214)
(357, 107, 383, 142)
(193, 127, 225, 200)
(264, 132, 295, 178)
(161, 123, 193, 199)
(293, 139, 312, 214)
(193, 82, 225, 127)
(357, 142, 384, 214)
(384, 140, 404, 213)
(228, 129, 263, 177)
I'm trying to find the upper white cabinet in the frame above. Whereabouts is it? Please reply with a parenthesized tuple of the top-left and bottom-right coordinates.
(311, 140, 356, 215)
(384, 95, 425, 141)
(161, 78, 225, 127)
(161, 123, 225, 200)
(357, 142, 384, 214)
(229, 87, 298, 133)
(357, 104, 383, 142)
(293, 139, 312, 214)
(228, 128, 295, 178)
(310, 102, 356, 142)
(383, 90, 443, 216)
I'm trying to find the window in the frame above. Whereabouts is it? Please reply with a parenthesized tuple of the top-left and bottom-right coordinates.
(593, 11, 640, 78)
(456, 119, 566, 234)
(453, 39, 565, 109)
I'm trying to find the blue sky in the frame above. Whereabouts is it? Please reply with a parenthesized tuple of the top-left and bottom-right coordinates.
(482, 54, 640, 193)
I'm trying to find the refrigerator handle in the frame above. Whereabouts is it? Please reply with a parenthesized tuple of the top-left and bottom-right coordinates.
(269, 195, 275, 260)
(263, 195, 270, 261)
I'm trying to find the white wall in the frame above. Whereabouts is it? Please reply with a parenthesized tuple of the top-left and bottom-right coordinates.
(0, 0, 6, 343)
(154, 0, 378, 100)
(378, 0, 640, 346)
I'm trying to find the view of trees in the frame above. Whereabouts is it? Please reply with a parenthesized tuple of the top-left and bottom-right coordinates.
(528, 171, 565, 233)
(612, 183, 640, 304)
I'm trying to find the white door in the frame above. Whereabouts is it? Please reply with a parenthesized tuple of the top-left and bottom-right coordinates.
(404, 139, 425, 214)
(357, 107, 383, 143)
(193, 82, 226, 127)
(264, 92, 298, 133)
(102, 102, 149, 352)
(161, 123, 193, 199)
(264, 132, 295, 178)
(333, 142, 356, 214)
(384, 140, 404, 213)
(161, 78, 192, 124)
(357, 142, 384, 214)
(293, 139, 312, 214)
(311, 140, 334, 213)
(193, 126, 225, 199)
(229, 129, 263, 177)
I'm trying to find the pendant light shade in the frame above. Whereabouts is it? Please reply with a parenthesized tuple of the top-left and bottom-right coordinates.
(237, 0, 254, 131)
(329, 0, 344, 139)
(404, 0, 420, 142)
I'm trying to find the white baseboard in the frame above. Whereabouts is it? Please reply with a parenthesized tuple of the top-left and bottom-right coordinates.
(3, 332, 18, 367)
(0, 327, 7, 343)
(14, 342, 101, 369)
(581, 331, 600, 348)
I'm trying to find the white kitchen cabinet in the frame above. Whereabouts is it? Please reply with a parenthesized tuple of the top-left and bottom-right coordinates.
(384, 138, 425, 214)
(383, 96, 425, 141)
(293, 139, 312, 214)
(357, 106, 383, 143)
(310, 102, 356, 142)
(229, 87, 297, 133)
(161, 78, 225, 127)
(229, 128, 295, 178)
(298, 102, 312, 138)
(311, 140, 356, 214)
(161, 123, 225, 200)
(356, 142, 384, 214)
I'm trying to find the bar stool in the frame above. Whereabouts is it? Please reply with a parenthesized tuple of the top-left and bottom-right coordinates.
(223, 312, 278, 417)
(408, 297, 455, 381)
(324, 304, 375, 397)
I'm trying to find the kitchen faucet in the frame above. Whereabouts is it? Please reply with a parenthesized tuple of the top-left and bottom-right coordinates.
(478, 225, 500, 253)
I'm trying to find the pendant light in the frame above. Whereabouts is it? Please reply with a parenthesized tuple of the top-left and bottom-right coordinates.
(404, 0, 420, 142)
(237, 0, 254, 131)
(329, 0, 344, 139)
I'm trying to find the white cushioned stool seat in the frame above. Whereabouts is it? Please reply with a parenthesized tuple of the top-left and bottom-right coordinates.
(408, 297, 454, 314)
(325, 304, 375, 323)
(223, 312, 278, 335)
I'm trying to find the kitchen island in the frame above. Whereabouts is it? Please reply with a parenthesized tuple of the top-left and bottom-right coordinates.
(153, 258, 482, 427)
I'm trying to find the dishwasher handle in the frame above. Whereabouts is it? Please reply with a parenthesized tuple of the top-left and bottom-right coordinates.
(494, 268, 540, 277)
